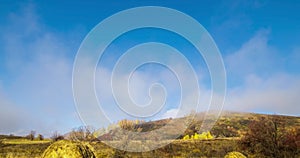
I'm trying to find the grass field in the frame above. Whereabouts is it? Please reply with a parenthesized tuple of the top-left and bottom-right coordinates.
(0, 138, 241, 158)
(0, 139, 51, 158)
(2, 139, 51, 145)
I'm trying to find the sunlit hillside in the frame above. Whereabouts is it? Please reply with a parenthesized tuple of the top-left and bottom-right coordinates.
(1, 112, 299, 157)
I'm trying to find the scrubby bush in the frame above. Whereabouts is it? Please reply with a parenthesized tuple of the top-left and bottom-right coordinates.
(211, 124, 239, 137)
(42, 140, 95, 158)
(240, 116, 299, 157)
(117, 119, 144, 131)
(51, 131, 64, 141)
(27, 131, 35, 141)
(37, 134, 44, 140)
(224, 151, 246, 158)
(69, 126, 95, 141)
(194, 131, 213, 140)
(182, 131, 214, 140)
(281, 127, 300, 156)
(183, 135, 190, 140)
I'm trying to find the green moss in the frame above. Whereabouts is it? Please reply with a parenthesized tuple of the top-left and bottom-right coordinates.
(42, 140, 95, 158)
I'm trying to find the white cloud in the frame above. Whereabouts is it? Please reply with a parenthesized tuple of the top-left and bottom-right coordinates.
(224, 29, 300, 116)
(160, 109, 180, 119)
(0, 88, 31, 134)
(95, 66, 182, 122)
(226, 29, 281, 78)
(225, 74, 300, 116)
(94, 61, 213, 122)
(0, 4, 81, 136)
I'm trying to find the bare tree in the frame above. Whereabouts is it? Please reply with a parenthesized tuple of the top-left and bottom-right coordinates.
(51, 131, 64, 141)
(69, 126, 95, 141)
(27, 130, 36, 141)
(37, 134, 44, 140)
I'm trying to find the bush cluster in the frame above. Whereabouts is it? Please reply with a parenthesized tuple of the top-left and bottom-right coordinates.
(240, 116, 299, 157)
(183, 131, 214, 140)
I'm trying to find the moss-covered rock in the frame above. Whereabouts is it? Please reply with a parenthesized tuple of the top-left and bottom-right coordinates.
(224, 151, 247, 158)
(42, 140, 95, 158)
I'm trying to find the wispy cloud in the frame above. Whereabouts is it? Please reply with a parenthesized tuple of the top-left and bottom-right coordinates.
(225, 73, 300, 115)
(0, 3, 81, 135)
(95, 66, 213, 122)
(0, 86, 32, 134)
(224, 29, 300, 116)
(226, 29, 281, 78)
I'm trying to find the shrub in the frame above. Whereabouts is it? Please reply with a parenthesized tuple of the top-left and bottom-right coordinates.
(182, 131, 214, 140)
(183, 135, 190, 140)
(240, 117, 279, 156)
(27, 131, 35, 141)
(194, 132, 213, 140)
(240, 116, 299, 157)
(281, 127, 300, 156)
(224, 151, 246, 158)
(42, 140, 95, 158)
(37, 134, 44, 140)
(69, 126, 95, 141)
(51, 131, 64, 141)
(118, 119, 136, 130)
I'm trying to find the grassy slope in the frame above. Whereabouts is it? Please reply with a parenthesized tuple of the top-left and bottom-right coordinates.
(0, 112, 299, 157)
(99, 111, 299, 140)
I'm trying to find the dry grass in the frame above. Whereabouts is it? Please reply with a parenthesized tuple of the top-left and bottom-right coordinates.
(2, 139, 51, 145)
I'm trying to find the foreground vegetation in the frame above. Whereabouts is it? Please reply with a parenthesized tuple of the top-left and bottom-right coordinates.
(0, 112, 299, 157)
(0, 138, 241, 157)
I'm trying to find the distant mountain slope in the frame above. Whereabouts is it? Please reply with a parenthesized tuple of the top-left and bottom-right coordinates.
(96, 111, 300, 140)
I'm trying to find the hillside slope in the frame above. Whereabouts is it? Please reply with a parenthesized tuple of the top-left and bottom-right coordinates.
(96, 111, 300, 140)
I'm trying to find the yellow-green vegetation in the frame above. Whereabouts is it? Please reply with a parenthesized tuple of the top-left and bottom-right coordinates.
(2, 139, 51, 144)
(117, 119, 145, 130)
(183, 131, 213, 140)
(42, 140, 96, 158)
(42, 140, 95, 158)
(0, 136, 240, 157)
(0, 139, 50, 157)
(93, 138, 241, 157)
(224, 151, 247, 158)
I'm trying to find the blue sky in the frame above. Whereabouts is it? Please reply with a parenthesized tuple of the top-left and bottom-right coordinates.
(0, 0, 299, 136)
